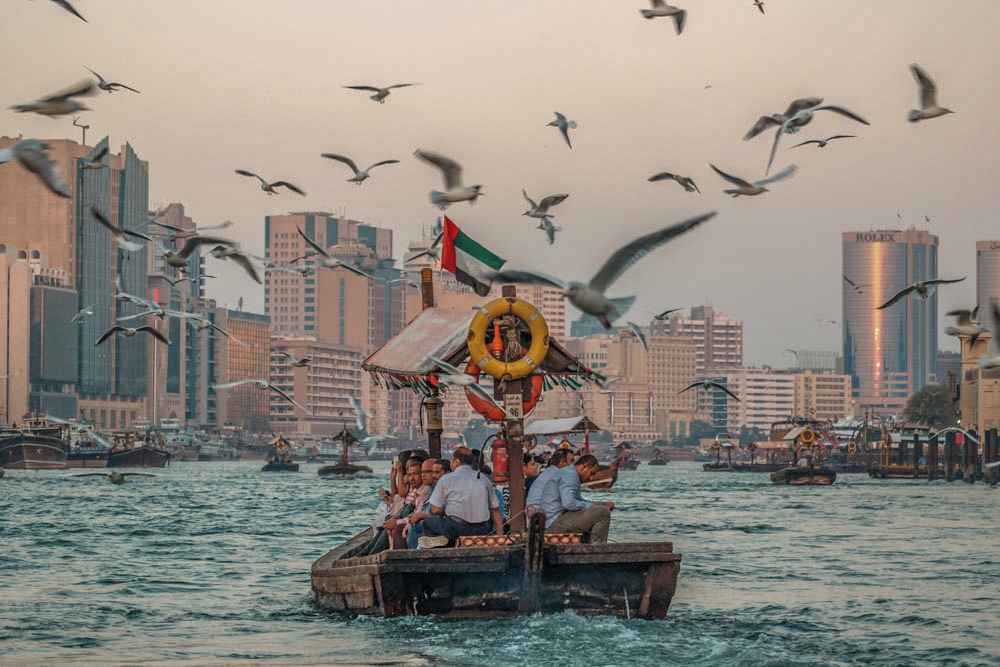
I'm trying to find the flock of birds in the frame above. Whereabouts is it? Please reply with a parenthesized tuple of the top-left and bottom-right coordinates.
(4, 0, 994, 414)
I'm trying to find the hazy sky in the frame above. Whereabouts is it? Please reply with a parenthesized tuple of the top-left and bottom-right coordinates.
(2, 0, 998, 366)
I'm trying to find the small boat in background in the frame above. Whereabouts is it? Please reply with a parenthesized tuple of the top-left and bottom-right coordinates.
(107, 431, 169, 468)
(647, 448, 669, 466)
(262, 436, 300, 472)
(770, 466, 836, 485)
(317, 428, 373, 479)
(0, 417, 68, 470)
(262, 459, 299, 472)
(66, 442, 110, 468)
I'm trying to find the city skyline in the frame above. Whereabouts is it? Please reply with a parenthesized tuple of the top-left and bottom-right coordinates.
(1, 1, 995, 367)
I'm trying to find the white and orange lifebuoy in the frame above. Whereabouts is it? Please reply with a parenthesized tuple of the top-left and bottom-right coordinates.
(464, 362, 543, 422)
(467, 297, 549, 381)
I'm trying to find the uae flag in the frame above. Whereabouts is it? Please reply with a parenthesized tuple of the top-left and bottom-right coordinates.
(440, 216, 506, 296)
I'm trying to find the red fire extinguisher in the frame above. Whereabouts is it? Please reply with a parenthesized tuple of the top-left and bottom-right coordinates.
(491, 437, 509, 485)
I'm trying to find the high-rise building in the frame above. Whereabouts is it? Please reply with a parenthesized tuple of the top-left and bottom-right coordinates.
(269, 338, 362, 434)
(936, 350, 962, 385)
(976, 241, 1000, 336)
(1, 245, 35, 424)
(958, 332, 1000, 434)
(218, 309, 271, 432)
(786, 349, 842, 373)
(843, 229, 939, 414)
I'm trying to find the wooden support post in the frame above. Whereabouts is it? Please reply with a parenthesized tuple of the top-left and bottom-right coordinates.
(944, 431, 956, 482)
(964, 433, 976, 484)
(501, 284, 527, 534)
(912, 434, 921, 478)
(927, 436, 938, 481)
(987, 429, 998, 486)
(420, 268, 434, 310)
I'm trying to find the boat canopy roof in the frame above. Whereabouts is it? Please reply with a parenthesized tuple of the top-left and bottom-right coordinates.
(525, 415, 602, 436)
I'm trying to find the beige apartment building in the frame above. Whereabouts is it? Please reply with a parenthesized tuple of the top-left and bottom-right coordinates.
(959, 332, 1000, 435)
(268, 338, 362, 435)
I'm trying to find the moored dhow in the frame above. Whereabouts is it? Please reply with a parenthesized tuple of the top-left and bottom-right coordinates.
(0, 417, 68, 470)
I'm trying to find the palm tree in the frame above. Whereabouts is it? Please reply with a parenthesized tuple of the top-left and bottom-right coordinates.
(904, 384, 953, 428)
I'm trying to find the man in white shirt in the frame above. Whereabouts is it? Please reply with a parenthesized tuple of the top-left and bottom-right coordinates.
(418, 449, 502, 549)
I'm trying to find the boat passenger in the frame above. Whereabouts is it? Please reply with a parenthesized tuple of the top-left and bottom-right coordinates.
(390, 449, 413, 498)
(528, 454, 614, 544)
(366, 459, 429, 555)
(432, 458, 451, 482)
(417, 449, 503, 549)
(371, 488, 391, 529)
(402, 458, 441, 549)
(525, 449, 575, 515)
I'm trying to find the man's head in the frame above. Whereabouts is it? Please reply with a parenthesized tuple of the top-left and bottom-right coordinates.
(549, 448, 575, 468)
(405, 458, 423, 487)
(432, 458, 451, 483)
(397, 449, 412, 465)
(420, 458, 435, 487)
(452, 446, 472, 469)
(523, 453, 543, 476)
(574, 454, 600, 481)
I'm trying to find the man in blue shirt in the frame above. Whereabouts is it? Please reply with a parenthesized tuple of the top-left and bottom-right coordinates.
(526, 453, 613, 543)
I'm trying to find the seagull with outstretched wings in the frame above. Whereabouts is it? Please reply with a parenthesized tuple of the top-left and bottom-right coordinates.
(678, 380, 741, 402)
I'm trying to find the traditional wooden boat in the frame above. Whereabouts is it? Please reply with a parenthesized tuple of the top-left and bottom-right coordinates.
(582, 460, 618, 490)
(66, 444, 110, 468)
(730, 462, 784, 472)
(770, 466, 836, 485)
(316, 427, 373, 478)
(311, 516, 681, 619)
(262, 459, 300, 472)
(647, 449, 669, 466)
(702, 462, 731, 471)
(108, 446, 170, 468)
(0, 427, 68, 469)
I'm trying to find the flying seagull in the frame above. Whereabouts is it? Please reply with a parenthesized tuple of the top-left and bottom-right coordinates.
(546, 112, 577, 149)
(678, 380, 741, 402)
(81, 146, 108, 170)
(49, 0, 86, 21)
(321, 153, 399, 185)
(413, 149, 483, 208)
(522, 190, 569, 220)
(344, 83, 418, 104)
(185, 318, 246, 346)
(76, 471, 155, 485)
(85, 67, 140, 93)
(624, 322, 648, 351)
(234, 170, 305, 196)
(95, 325, 169, 346)
(908, 64, 954, 122)
(10, 80, 93, 116)
(206, 245, 262, 284)
(70, 304, 95, 323)
(43, 414, 112, 448)
(149, 233, 235, 269)
(654, 307, 684, 320)
(170, 274, 215, 286)
(766, 105, 869, 174)
(944, 309, 987, 347)
(639, 0, 687, 33)
(710, 163, 797, 197)
(743, 97, 823, 141)
(388, 278, 419, 288)
(213, 379, 310, 414)
(598, 377, 619, 394)
(539, 218, 561, 246)
(978, 299, 1000, 370)
(349, 396, 372, 433)
(283, 352, 311, 368)
(648, 171, 700, 193)
(405, 230, 444, 264)
(493, 212, 716, 328)
(753, 0, 765, 14)
(427, 356, 513, 420)
(843, 274, 869, 293)
(113, 275, 159, 312)
(296, 227, 372, 278)
(0, 139, 71, 197)
(791, 135, 855, 149)
(148, 219, 233, 240)
(877, 277, 966, 310)
(90, 206, 154, 252)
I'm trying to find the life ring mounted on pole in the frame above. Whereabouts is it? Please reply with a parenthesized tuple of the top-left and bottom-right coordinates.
(464, 363, 543, 422)
(467, 297, 550, 381)
(800, 427, 816, 445)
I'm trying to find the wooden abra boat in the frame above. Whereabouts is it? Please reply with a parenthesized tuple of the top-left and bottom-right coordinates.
(262, 460, 299, 472)
(311, 516, 680, 619)
(770, 466, 836, 485)
(647, 449, 669, 466)
(316, 427, 373, 478)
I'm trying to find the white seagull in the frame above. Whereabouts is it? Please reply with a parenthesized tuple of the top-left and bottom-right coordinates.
(546, 112, 577, 149)
(406, 230, 444, 264)
(639, 0, 687, 34)
(0, 139, 71, 197)
(206, 245, 262, 284)
(90, 206, 154, 252)
(413, 150, 483, 208)
(678, 380, 741, 402)
(766, 104, 869, 174)
(753, 0, 765, 14)
(70, 304, 96, 323)
(170, 274, 215, 286)
(654, 307, 684, 320)
(185, 317, 246, 346)
(95, 325, 169, 346)
(979, 300, 1000, 370)
(427, 356, 513, 420)
(44, 415, 112, 448)
(213, 379, 310, 414)
(493, 212, 716, 328)
(624, 322, 648, 351)
(522, 190, 569, 220)
(296, 227, 372, 278)
(877, 277, 966, 310)
(48, 0, 87, 21)
(81, 146, 108, 170)
(710, 163, 797, 197)
(344, 83, 418, 104)
(539, 218, 561, 246)
(843, 275, 869, 294)
(791, 135, 855, 149)
(388, 278, 419, 288)
(744, 97, 823, 141)
(86, 67, 140, 93)
(648, 171, 700, 193)
(10, 80, 94, 116)
(148, 219, 233, 240)
(908, 64, 954, 122)
(234, 170, 305, 196)
(283, 352, 311, 368)
(599, 377, 619, 394)
(149, 234, 236, 269)
(944, 309, 986, 347)
(321, 153, 399, 185)
(349, 396, 372, 433)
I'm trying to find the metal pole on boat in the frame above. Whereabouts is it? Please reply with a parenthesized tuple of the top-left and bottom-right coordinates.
(500, 285, 527, 534)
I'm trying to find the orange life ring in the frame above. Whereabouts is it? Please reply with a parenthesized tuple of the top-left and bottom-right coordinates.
(464, 363, 543, 421)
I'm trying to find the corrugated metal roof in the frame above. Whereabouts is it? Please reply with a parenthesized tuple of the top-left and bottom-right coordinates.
(525, 416, 602, 435)
(783, 426, 807, 441)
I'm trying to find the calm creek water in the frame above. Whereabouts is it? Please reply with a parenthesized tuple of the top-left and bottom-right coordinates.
(1, 461, 997, 665)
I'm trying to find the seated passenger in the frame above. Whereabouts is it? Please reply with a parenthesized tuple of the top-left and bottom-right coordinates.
(403, 458, 447, 549)
(366, 458, 428, 555)
(418, 449, 502, 548)
(526, 449, 574, 512)
(528, 454, 614, 544)
(388, 458, 436, 549)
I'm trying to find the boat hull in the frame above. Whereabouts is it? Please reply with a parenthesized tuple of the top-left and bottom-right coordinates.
(318, 463, 374, 478)
(770, 466, 836, 485)
(66, 449, 110, 468)
(582, 463, 618, 490)
(262, 461, 300, 472)
(311, 532, 680, 619)
(702, 463, 731, 472)
(0, 435, 68, 470)
(108, 447, 170, 468)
